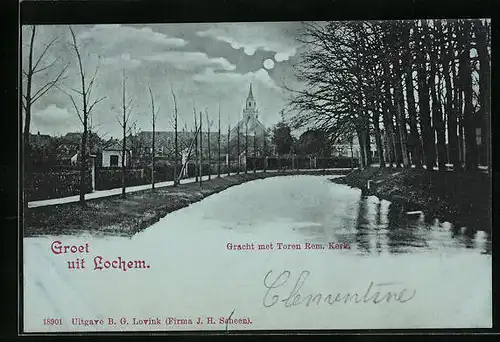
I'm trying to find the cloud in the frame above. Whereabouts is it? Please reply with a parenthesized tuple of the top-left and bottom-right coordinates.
(196, 23, 299, 61)
(101, 53, 142, 69)
(31, 104, 80, 135)
(143, 51, 235, 71)
(193, 68, 281, 92)
(78, 24, 187, 48)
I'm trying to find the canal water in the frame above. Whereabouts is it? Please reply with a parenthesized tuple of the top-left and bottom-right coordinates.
(24, 175, 492, 331)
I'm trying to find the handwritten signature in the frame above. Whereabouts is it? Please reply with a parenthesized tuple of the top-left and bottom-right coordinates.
(263, 270, 416, 308)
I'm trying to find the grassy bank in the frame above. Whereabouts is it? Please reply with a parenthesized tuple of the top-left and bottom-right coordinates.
(331, 167, 492, 232)
(24, 169, 348, 237)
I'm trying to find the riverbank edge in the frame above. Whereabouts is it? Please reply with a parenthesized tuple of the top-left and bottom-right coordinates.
(330, 167, 492, 232)
(24, 169, 348, 237)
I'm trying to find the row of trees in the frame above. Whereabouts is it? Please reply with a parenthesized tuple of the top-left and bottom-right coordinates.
(289, 19, 491, 172)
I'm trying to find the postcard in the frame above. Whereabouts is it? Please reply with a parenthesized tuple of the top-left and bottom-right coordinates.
(21, 20, 492, 333)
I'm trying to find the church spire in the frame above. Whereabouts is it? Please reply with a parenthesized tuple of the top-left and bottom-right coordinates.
(247, 83, 254, 101)
(245, 83, 256, 111)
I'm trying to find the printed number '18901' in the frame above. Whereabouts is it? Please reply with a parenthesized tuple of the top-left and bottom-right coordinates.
(44, 318, 62, 325)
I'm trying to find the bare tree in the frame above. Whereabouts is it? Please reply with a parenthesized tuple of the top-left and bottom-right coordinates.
(474, 19, 491, 173)
(63, 26, 106, 205)
(148, 86, 159, 190)
(205, 108, 214, 180)
(263, 129, 267, 173)
(178, 121, 200, 184)
(245, 116, 249, 174)
(237, 119, 240, 174)
(227, 123, 231, 176)
(170, 86, 179, 185)
(193, 103, 198, 182)
(22, 26, 70, 158)
(199, 110, 203, 186)
(253, 127, 257, 173)
(117, 70, 133, 198)
(217, 102, 221, 178)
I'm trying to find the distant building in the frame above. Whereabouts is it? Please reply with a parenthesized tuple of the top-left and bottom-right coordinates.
(230, 84, 268, 139)
(331, 136, 377, 161)
(29, 132, 52, 149)
(102, 141, 131, 168)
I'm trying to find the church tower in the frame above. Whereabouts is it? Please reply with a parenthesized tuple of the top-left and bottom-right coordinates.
(243, 83, 258, 122)
(230, 82, 267, 140)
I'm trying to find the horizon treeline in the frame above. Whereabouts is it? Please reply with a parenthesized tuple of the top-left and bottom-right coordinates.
(289, 19, 491, 172)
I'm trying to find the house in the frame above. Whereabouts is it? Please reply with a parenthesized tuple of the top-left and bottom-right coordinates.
(102, 141, 131, 167)
(55, 131, 108, 166)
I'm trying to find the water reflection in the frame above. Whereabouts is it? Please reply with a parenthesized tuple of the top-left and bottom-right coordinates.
(341, 194, 491, 256)
(198, 176, 490, 256)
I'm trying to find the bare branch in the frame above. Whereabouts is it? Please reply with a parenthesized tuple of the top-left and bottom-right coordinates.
(65, 92, 84, 125)
(116, 115, 124, 128)
(61, 82, 84, 96)
(32, 57, 58, 75)
(88, 96, 107, 115)
(86, 66, 100, 100)
(69, 26, 86, 95)
(126, 103, 133, 124)
(31, 61, 70, 104)
(32, 36, 58, 72)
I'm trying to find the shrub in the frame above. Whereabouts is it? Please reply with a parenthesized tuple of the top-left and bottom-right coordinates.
(25, 170, 92, 201)
(95, 168, 145, 190)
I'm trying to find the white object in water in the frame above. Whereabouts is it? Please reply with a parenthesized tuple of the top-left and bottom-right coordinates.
(406, 210, 423, 215)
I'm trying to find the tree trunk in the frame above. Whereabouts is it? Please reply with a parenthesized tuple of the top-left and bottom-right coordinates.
(475, 19, 491, 173)
(381, 57, 398, 168)
(458, 20, 477, 171)
(394, 68, 410, 168)
(207, 122, 211, 180)
(218, 107, 221, 178)
(445, 25, 460, 171)
(431, 21, 447, 172)
(237, 123, 240, 174)
(357, 129, 366, 169)
(174, 103, 178, 186)
(194, 110, 198, 182)
(363, 112, 372, 167)
(245, 120, 248, 174)
(79, 92, 88, 204)
(227, 124, 231, 176)
(373, 106, 386, 168)
(152, 121, 155, 190)
(121, 73, 126, 198)
(79, 124, 88, 204)
(405, 66, 422, 168)
(199, 111, 203, 185)
(429, 69, 446, 171)
(253, 130, 257, 173)
(263, 132, 267, 173)
(381, 100, 396, 167)
(417, 20, 436, 171)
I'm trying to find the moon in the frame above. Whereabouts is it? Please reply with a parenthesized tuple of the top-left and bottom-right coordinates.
(263, 58, 275, 70)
